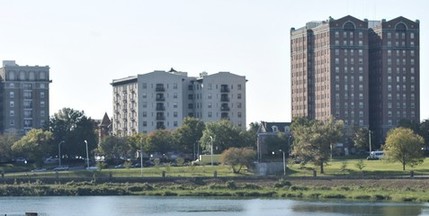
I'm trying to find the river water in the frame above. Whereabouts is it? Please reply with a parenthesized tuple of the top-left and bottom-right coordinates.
(1, 196, 428, 216)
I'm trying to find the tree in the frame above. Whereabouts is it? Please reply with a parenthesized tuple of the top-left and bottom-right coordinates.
(220, 147, 256, 174)
(98, 135, 132, 160)
(264, 132, 290, 157)
(11, 129, 53, 166)
(291, 117, 343, 174)
(384, 127, 424, 171)
(419, 120, 429, 151)
(200, 120, 247, 154)
(47, 108, 97, 158)
(0, 133, 19, 162)
(353, 127, 369, 153)
(173, 117, 205, 155)
(145, 130, 175, 154)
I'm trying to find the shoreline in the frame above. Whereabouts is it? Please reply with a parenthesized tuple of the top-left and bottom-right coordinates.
(1, 176, 428, 203)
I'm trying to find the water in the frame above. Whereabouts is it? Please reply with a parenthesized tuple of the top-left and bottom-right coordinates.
(0, 196, 428, 216)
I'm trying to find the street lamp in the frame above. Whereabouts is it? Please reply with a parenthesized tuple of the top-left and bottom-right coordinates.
(209, 136, 214, 166)
(280, 150, 286, 176)
(58, 141, 64, 167)
(368, 130, 372, 153)
(84, 140, 89, 169)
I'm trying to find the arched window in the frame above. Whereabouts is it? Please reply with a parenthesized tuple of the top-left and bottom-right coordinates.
(272, 126, 278, 132)
(395, 23, 407, 31)
(344, 22, 355, 31)
(8, 71, 15, 80)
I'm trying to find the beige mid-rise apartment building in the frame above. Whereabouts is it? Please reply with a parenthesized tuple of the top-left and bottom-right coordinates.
(0, 60, 51, 134)
(111, 69, 246, 136)
(291, 15, 419, 147)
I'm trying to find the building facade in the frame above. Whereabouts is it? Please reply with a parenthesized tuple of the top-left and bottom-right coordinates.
(0, 60, 51, 134)
(291, 16, 419, 147)
(111, 69, 246, 136)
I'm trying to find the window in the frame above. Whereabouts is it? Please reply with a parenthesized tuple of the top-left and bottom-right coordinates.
(9, 92, 14, 98)
(237, 94, 242, 99)
(173, 92, 177, 99)
(40, 101, 45, 108)
(238, 84, 242, 90)
(208, 112, 212, 118)
(173, 112, 178, 118)
(173, 102, 178, 108)
(142, 112, 147, 117)
(174, 121, 178, 127)
(238, 112, 242, 118)
(143, 121, 147, 127)
(142, 83, 147, 89)
(40, 92, 45, 98)
(40, 83, 45, 89)
(10, 101, 14, 107)
(173, 83, 178, 89)
(40, 110, 45, 117)
(142, 102, 147, 108)
(10, 120, 14, 126)
(208, 103, 212, 108)
(10, 110, 14, 117)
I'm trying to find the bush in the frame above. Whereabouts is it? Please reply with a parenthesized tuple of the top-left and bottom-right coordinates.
(226, 180, 237, 189)
(274, 179, 292, 188)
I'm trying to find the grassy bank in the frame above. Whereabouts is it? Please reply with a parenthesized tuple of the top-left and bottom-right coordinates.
(1, 158, 429, 203)
(1, 178, 429, 202)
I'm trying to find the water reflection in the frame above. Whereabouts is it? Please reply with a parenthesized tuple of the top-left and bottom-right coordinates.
(0, 196, 428, 216)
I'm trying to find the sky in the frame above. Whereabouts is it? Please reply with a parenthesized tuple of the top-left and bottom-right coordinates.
(1, 0, 428, 126)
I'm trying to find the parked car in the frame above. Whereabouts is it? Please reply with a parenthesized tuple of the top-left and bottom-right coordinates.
(53, 166, 69, 171)
(367, 151, 384, 160)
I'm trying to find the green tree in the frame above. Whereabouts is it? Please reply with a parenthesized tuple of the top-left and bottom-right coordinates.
(291, 117, 343, 174)
(98, 135, 132, 160)
(419, 120, 429, 151)
(200, 120, 247, 154)
(353, 127, 369, 153)
(384, 127, 424, 171)
(11, 129, 53, 166)
(173, 117, 205, 156)
(265, 132, 290, 157)
(220, 147, 256, 174)
(47, 108, 97, 158)
(146, 130, 175, 154)
(0, 133, 19, 162)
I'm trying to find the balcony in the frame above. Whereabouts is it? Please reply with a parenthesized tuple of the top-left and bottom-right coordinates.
(220, 96, 230, 102)
(156, 116, 165, 120)
(156, 122, 165, 130)
(156, 97, 165, 101)
(221, 113, 229, 119)
(221, 106, 230, 111)
(220, 86, 230, 93)
(156, 106, 166, 111)
(155, 86, 165, 92)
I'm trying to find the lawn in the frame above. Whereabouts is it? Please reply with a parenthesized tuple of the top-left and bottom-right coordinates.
(2, 157, 429, 179)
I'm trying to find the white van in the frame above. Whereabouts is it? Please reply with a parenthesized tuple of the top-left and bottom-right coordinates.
(367, 151, 384, 160)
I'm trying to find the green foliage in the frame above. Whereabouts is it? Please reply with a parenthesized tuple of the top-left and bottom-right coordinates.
(173, 117, 205, 154)
(340, 161, 348, 172)
(0, 133, 19, 162)
(146, 130, 175, 153)
(291, 117, 344, 174)
(200, 120, 249, 154)
(220, 147, 256, 174)
(274, 179, 292, 188)
(353, 127, 369, 152)
(12, 129, 53, 166)
(355, 160, 366, 171)
(98, 136, 132, 160)
(384, 127, 425, 171)
(48, 108, 97, 157)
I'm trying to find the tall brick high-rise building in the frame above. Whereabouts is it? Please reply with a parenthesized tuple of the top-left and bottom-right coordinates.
(291, 16, 419, 147)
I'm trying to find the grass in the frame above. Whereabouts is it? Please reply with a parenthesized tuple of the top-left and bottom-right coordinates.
(287, 158, 429, 177)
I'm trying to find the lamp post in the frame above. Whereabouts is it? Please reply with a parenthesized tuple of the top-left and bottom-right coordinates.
(368, 130, 372, 153)
(84, 140, 89, 169)
(209, 136, 214, 166)
(58, 141, 64, 167)
(279, 149, 286, 176)
(140, 146, 144, 177)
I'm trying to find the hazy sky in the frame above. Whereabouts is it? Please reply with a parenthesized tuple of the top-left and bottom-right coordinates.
(1, 0, 428, 125)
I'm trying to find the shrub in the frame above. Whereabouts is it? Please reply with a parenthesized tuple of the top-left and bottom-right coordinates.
(274, 179, 292, 188)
